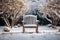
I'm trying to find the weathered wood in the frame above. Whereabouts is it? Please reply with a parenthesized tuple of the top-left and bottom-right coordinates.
(22, 15, 38, 33)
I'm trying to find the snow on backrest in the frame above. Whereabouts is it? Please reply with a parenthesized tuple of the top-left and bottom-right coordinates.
(23, 15, 37, 24)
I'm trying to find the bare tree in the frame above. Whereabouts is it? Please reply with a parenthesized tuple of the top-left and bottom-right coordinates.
(46, 0, 60, 28)
(38, 0, 60, 29)
(2, 0, 27, 28)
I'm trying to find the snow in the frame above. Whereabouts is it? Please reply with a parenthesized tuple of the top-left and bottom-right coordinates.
(0, 25, 60, 40)
(0, 0, 60, 40)
(0, 25, 60, 34)
(0, 12, 3, 14)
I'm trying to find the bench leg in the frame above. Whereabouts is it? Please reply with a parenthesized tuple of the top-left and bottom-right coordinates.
(36, 27, 38, 33)
(23, 27, 25, 33)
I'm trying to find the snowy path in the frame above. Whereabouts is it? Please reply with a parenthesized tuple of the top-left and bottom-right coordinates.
(0, 25, 60, 40)
(0, 32, 60, 40)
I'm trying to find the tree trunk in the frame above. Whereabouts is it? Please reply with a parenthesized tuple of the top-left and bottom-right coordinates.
(11, 19, 17, 28)
(11, 9, 21, 28)
(3, 17, 10, 27)
(49, 17, 59, 29)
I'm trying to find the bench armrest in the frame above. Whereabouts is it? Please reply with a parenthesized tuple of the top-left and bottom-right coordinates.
(36, 20, 40, 23)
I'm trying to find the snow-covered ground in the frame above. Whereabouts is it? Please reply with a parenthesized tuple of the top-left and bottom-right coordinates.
(0, 25, 60, 40)
(0, 25, 60, 33)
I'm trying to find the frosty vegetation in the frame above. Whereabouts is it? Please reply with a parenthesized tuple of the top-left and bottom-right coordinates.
(39, 0, 60, 28)
(47, 0, 60, 28)
(1, 0, 28, 27)
(0, 0, 60, 28)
